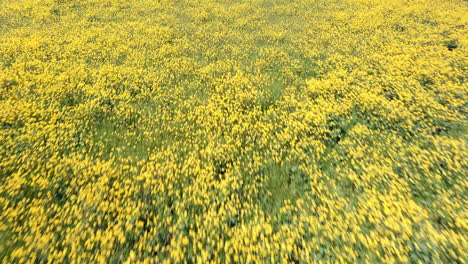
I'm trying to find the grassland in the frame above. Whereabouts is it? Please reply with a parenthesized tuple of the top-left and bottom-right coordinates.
(0, 0, 467, 263)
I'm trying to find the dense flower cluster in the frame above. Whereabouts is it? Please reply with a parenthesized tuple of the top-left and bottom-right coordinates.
(1, 0, 467, 262)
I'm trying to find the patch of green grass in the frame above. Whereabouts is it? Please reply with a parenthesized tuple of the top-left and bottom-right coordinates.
(260, 162, 310, 216)
(258, 80, 284, 111)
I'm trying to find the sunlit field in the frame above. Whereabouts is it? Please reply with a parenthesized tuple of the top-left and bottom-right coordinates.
(1, 0, 467, 262)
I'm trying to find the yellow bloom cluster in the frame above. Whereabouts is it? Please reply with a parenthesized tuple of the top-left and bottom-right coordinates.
(1, 0, 467, 262)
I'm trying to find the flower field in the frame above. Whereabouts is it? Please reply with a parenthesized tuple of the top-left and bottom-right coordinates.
(0, 0, 467, 262)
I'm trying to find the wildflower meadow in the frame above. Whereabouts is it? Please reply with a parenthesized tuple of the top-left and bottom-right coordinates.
(0, 0, 467, 263)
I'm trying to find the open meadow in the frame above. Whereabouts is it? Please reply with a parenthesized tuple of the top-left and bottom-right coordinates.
(0, 0, 467, 262)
